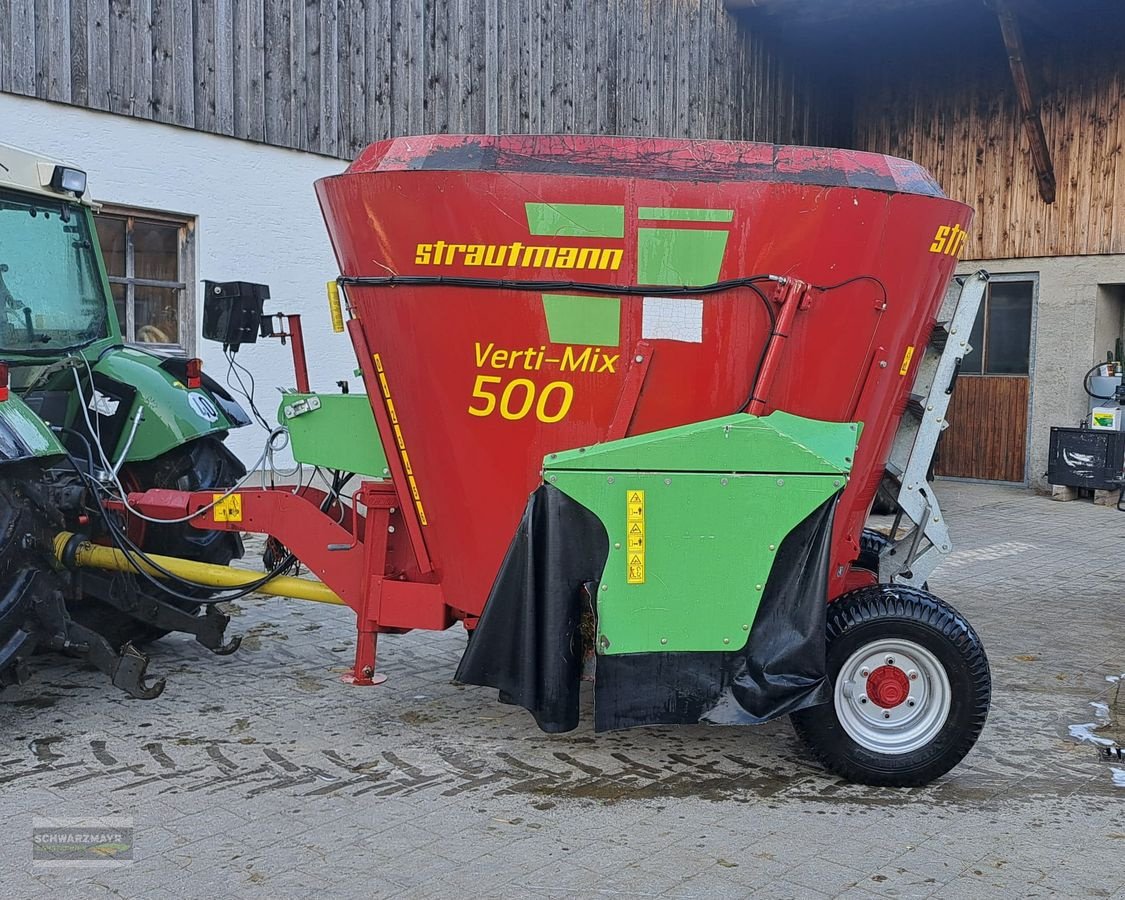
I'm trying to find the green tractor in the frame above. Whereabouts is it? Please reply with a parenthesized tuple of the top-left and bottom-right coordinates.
(0, 141, 249, 696)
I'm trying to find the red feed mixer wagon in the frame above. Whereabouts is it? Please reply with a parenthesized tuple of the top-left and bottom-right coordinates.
(81, 136, 990, 786)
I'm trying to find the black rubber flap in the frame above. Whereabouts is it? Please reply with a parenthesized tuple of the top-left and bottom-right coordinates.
(593, 497, 836, 730)
(454, 484, 608, 733)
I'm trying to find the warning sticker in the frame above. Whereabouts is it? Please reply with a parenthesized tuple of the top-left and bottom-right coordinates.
(626, 489, 645, 584)
(212, 493, 243, 523)
(899, 345, 916, 376)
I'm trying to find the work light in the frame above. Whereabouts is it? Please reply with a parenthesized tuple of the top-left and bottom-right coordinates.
(50, 165, 87, 197)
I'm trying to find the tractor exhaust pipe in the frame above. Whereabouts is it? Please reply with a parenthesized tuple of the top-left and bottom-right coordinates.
(53, 532, 345, 606)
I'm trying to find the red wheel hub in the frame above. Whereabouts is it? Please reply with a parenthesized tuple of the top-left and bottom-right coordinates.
(866, 665, 910, 708)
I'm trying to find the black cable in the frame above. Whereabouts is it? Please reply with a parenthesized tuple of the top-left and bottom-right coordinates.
(810, 275, 890, 308)
(62, 448, 293, 603)
(224, 347, 270, 430)
(337, 273, 782, 296)
(56, 443, 351, 604)
(1084, 362, 1115, 400)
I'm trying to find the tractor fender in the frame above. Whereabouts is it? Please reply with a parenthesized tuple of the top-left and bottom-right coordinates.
(78, 347, 250, 464)
(0, 393, 65, 466)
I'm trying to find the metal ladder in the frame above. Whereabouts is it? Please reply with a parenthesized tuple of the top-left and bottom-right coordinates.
(877, 269, 989, 586)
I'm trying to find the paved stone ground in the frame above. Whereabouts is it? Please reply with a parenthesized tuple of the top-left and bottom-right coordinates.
(2, 481, 1124, 899)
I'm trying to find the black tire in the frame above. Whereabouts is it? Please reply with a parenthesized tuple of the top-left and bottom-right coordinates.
(791, 584, 990, 786)
(0, 475, 66, 687)
(855, 528, 928, 590)
(857, 527, 892, 574)
(870, 475, 899, 515)
(70, 436, 246, 648)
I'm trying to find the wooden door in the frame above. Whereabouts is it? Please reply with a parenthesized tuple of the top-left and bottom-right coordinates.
(935, 279, 1034, 482)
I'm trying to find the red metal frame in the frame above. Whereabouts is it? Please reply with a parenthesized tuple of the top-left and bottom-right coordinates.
(113, 484, 451, 684)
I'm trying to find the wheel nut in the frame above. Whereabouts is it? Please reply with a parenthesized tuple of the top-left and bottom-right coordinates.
(883, 711, 891, 719)
(908, 670, 918, 680)
(886, 656, 895, 665)
(907, 699, 916, 707)
(859, 696, 868, 704)
(860, 668, 869, 677)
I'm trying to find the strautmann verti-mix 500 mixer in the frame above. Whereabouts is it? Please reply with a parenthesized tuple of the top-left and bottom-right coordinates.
(3, 136, 990, 786)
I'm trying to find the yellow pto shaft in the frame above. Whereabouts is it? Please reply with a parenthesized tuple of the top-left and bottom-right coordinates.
(53, 532, 345, 606)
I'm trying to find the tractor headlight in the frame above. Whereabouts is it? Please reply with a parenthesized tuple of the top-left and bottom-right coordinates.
(50, 165, 87, 197)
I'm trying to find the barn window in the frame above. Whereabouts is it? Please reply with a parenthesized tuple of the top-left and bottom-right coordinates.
(94, 208, 195, 354)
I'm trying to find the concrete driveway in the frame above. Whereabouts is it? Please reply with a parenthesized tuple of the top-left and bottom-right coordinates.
(2, 481, 1123, 898)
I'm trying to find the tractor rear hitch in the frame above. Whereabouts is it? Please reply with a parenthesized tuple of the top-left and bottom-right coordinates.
(78, 569, 243, 656)
(31, 589, 166, 699)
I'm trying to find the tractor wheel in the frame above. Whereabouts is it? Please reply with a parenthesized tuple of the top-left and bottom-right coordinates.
(790, 584, 990, 786)
(0, 476, 61, 687)
(70, 436, 246, 648)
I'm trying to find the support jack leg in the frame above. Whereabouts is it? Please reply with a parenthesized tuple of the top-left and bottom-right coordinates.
(342, 628, 387, 685)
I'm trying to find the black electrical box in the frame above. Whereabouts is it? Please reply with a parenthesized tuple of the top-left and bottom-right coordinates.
(1046, 426, 1125, 490)
(202, 281, 270, 350)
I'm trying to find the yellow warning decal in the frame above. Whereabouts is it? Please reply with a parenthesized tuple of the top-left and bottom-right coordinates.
(899, 345, 915, 376)
(626, 489, 645, 584)
(213, 493, 243, 523)
(373, 353, 429, 526)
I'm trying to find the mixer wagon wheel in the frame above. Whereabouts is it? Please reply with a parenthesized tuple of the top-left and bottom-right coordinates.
(70, 437, 246, 648)
(852, 528, 928, 590)
(790, 584, 990, 786)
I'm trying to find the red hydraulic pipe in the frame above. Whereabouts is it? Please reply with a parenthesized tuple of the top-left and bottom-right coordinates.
(745, 278, 810, 417)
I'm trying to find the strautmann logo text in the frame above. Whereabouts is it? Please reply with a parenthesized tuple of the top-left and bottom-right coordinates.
(413, 202, 735, 277)
(414, 202, 628, 272)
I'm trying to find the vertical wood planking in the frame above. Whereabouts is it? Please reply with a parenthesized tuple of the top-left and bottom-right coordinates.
(150, 0, 174, 122)
(131, 0, 152, 118)
(320, 0, 338, 155)
(0, 0, 861, 168)
(213, 0, 234, 134)
(263, 0, 291, 147)
(852, 45, 1125, 259)
(46, 0, 71, 102)
(171, 0, 194, 123)
(301, 0, 321, 149)
(107, 0, 132, 112)
(86, 0, 110, 110)
(287, 0, 305, 147)
(0, 0, 11, 91)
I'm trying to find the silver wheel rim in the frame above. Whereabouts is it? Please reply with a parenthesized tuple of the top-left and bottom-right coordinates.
(833, 638, 951, 755)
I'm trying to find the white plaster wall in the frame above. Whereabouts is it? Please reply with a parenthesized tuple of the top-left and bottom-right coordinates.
(957, 255, 1125, 490)
(0, 93, 359, 467)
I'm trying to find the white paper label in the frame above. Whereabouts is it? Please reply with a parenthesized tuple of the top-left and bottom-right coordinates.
(641, 296, 703, 343)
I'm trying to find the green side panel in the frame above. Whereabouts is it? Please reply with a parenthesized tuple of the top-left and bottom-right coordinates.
(278, 393, 388, 478)
(524, 203, 625, 238)
(550, 470, 843, 654)
(0, 393, 65, 461)
(541, 295, 621, 346)
(76, 347, 238, 462)
(546, 411, 860, 475)
(636, 227, 730, 285)
(638, 207, 734, 223)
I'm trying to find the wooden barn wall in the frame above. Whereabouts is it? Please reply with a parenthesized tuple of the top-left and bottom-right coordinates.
(851, 45, 1125, 260)
(0, 0, 832, 160)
